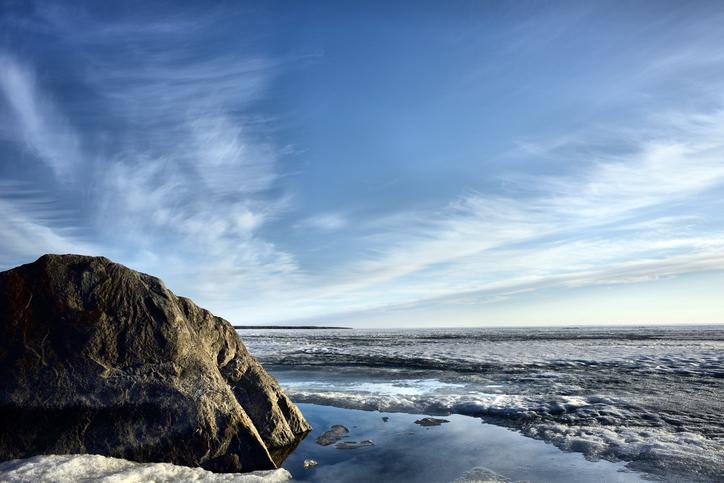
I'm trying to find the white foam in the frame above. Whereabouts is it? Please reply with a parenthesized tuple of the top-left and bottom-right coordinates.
(0, 454, 292, 483)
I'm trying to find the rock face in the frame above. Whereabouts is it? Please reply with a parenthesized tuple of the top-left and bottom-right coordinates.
(0, 254, 310, 473)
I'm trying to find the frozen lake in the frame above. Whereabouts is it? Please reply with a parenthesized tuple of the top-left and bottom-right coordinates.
(244, 326, 724, 481)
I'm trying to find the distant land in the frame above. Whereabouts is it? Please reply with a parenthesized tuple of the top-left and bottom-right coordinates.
(233, 325, 352, 330)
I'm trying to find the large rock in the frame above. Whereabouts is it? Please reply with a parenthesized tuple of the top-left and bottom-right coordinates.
(0, 254, 310, 472)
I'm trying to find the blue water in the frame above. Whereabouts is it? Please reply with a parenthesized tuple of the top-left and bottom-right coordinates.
(284, 403, 643, 483)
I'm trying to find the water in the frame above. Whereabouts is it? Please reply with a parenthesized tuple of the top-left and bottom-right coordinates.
(285, 403, 643, 483)
(241, 326, 724, 481)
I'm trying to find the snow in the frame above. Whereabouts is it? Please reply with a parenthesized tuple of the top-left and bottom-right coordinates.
(0, 454, 292, 483)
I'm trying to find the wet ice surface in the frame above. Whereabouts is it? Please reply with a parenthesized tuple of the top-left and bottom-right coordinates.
(285, 403, 643, 482)
(242, 326, 724, 481)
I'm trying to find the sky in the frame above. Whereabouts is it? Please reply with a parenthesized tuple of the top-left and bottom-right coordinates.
(1, 0, 723, 327)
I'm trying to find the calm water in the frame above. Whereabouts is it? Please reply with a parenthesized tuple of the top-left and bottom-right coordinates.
(285, 403, 643, 483)
(241, 326, 724, 481)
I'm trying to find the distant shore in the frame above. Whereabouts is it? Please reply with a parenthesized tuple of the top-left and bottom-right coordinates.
(233, 325, 352, 330)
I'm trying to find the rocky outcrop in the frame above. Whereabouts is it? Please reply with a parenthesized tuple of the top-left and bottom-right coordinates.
(0, 254, 310, 473)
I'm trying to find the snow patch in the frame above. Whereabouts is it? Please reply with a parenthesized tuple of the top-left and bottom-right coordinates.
(0, 454, 292, 483)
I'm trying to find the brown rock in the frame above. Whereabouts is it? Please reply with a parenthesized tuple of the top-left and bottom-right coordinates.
(315, 425, 349, 445)
(414, 417, 450, 427)
(0, 254, 310, 472)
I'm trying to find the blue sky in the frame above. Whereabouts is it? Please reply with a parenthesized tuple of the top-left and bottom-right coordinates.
(1, 1, 723, 326)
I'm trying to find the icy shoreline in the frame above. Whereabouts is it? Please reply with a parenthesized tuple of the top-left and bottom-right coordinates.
(285, 384, 722, 481)
(245, 326, 724, 481)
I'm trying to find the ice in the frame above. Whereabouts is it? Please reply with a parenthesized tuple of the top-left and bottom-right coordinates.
(241, 326, 724, 480)
(449, 466, 509, 482)
(0, 454, 292, 483)
(285, 385, 724, 479)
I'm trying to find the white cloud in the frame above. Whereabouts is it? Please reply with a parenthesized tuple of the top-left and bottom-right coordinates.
(0, 53, 81, 179)
(2, 4, 723, 326)
(226, 106, 724, 323)
(0, 38, 300, 308)
(190, 115, 278, 195)
(0, 182, 96, 268)
(82, 51, 300, 304)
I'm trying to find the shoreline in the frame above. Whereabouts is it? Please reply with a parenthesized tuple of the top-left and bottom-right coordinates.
(0, 403, 645, 482)
(234, 326, 353, 330)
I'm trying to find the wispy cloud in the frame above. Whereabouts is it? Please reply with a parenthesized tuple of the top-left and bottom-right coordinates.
(1, 2, 723, 326)
(0, 181, 95, 268)
(0, 7, 301, 305)
(247, 106, 724, 322)
(87, 63, 300, 302)
(0, 53, 81, 180)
